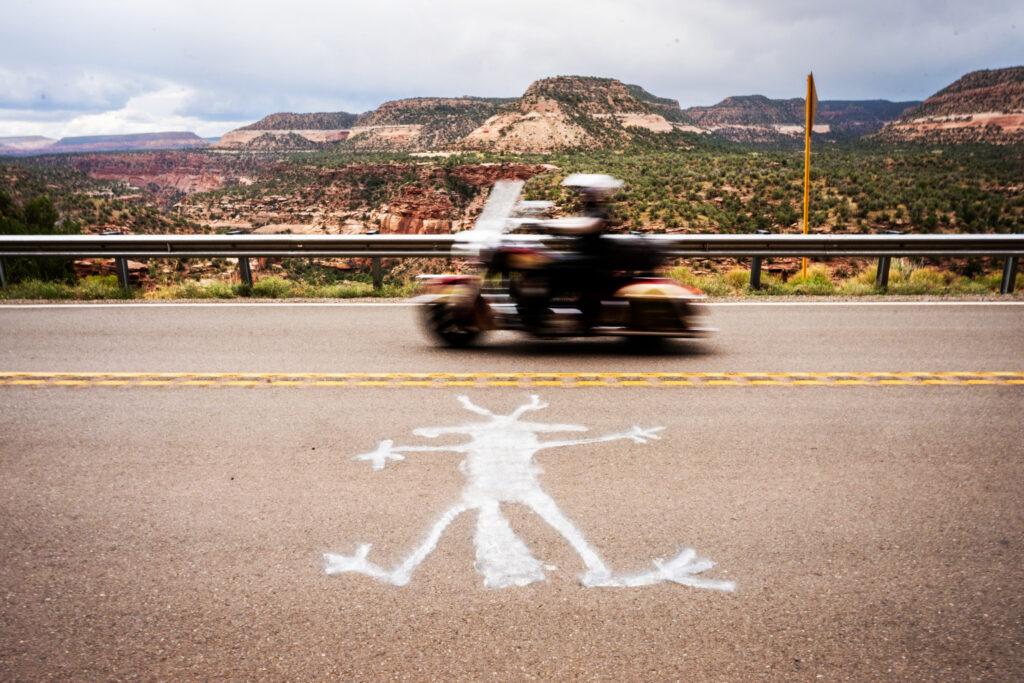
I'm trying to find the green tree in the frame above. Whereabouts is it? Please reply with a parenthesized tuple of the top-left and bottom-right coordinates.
(1, 194, 78, 283)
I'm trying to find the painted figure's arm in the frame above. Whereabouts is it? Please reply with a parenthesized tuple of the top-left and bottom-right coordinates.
(537, 426, 664, 451)
(353, 439, 467, 470)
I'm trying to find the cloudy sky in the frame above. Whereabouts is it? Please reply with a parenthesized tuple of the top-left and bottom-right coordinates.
(2, 0, 1021, 138)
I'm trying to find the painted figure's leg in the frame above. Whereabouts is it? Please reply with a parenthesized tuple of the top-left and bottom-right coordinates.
(598, 548, 737, 589)
(520, 490, 612, 584)
(324, 503, 468, 586)
(599, 547, 736, 592)
(391, 503, 468, 584)
(473, 500, 545, 588)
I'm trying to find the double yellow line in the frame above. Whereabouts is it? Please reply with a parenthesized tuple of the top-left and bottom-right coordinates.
(1, 371, 1022, 388)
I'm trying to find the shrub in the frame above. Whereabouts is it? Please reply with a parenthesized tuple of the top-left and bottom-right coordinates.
(667, 266, 733, 297)
(889, 267, 954, 294)
(0, 279, 75, 300)
(949, 276, 993, 295)
(908, 267, 954, 288)
(778, 265, 836, 295)
(158, 281, 240, 299)
(723, 268, 750, 291)
(837, 280, 875, 296)
(318, 281, 374, 298)
(250, 276, 294, 298)
(667, 266, 698, 288)
(76, 275, 131, 300)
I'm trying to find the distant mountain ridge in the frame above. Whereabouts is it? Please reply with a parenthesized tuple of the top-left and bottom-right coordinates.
(0, 135, 56, 152)
(0, 132, 208, 156)
(683, 95, 919, 141)
(221, 75, 921, 152)
(10, 67, 1017, 156)
(877, 66, 1024, 143)
(239, 112, 360, 130)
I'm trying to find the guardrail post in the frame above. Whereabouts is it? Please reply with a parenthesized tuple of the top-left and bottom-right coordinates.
(371, 256, 383, 290)
(1001, 255, 1018, 294)
(0, 257, 6, 288)
(875, 256, 891, 290)
(750, 256, 763, 290)
(238, 257, 254, 287)
(115, 257, 131, 291)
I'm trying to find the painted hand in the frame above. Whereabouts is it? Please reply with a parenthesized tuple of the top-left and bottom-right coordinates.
(353, 440, 405, 470)
(627, 426, 664, 444)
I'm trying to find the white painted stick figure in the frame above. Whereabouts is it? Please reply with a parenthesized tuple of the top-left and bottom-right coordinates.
(325, 395, 733, 591)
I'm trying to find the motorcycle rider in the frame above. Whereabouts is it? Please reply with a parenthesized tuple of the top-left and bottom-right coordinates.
(531, 174, 624, 331)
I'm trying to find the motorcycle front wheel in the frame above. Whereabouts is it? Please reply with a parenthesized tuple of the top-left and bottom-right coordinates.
(422, 299, 484, 348)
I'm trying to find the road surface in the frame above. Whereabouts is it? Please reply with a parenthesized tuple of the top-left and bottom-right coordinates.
(1, 302, 1021, 680)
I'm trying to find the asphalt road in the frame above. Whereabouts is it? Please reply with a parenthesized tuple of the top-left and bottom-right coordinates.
(1, 301, 1022, 372)
(1, 302, 1022, 680)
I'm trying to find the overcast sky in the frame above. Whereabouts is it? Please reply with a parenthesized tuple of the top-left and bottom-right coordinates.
(2, 0, 1021, 138)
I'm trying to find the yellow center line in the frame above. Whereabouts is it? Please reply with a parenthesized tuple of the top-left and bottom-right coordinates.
(0, 371, 1022, 389)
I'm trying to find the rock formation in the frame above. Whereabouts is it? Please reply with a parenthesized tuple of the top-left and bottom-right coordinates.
(683, 96, 917, 142)
(219, 75, 923, 152)
(875, 66, 1024, 143)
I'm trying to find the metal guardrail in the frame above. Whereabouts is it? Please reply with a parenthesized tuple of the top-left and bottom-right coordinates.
(0, 233, 1020, 293)
(0, 234, 456, 258)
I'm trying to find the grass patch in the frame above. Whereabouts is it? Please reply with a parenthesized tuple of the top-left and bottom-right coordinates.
(0, 275, 132, 300)
(143, 277, 417, 300)
(666, 266, 737, 297)
(145, 281, 242, 300)
(723, 268, 751, 291)
(1, 266, 1017, 301)
(76, 275, 134, 300)
(773, 265, 836, 295)
(668, 262, 1018, 297)
(251, 276, 293, 298)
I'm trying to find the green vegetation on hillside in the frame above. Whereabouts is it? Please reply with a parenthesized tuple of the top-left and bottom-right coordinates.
(2, 139, 1022, 298)
(516, 143, 1024, 234)
(240, 112, 361, 130)
(274, 141, 1024, 235)
(0, 190, 79, 282)
(0, 158, 199, 233)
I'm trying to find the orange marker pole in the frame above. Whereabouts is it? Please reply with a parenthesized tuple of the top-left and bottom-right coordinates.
(802, 72, 816, 279)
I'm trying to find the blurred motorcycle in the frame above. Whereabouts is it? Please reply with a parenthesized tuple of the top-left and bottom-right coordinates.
(417, 175, 711, 347)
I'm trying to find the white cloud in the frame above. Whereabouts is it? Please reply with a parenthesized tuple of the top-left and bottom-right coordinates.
(0, 67, 153, 113)
(0, 84, 249, 138)
(0, 0, 1021, 137)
